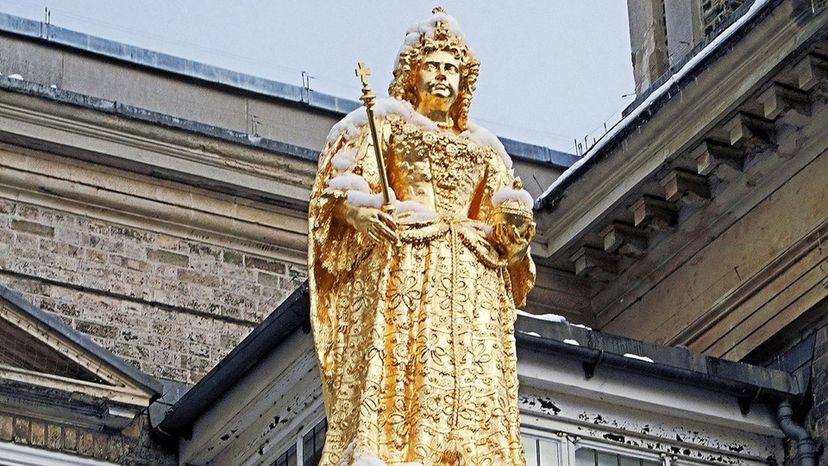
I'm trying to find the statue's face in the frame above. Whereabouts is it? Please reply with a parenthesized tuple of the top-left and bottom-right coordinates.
(416, 50, 461, 110)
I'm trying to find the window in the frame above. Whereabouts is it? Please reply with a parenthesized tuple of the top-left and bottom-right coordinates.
(521, 429, 671, 466)
(301, 418, 327, 466)
(524, 434, 563, 466)
(270, 418, 326, 466)
(272, 444, 296, 466)
(575, 447, 661, 466)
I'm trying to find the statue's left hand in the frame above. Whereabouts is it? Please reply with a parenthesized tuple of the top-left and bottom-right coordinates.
(490, 219, 535, 264)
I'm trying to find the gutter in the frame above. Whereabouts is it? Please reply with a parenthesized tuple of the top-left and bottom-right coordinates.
(777, 400, 818, 466)
(516, 332, 802, 404)
(515, 316, 805, 405)
(150, 282, 310, 439)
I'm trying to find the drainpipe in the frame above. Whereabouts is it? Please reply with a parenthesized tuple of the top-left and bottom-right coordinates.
(776, 399, 817, 466)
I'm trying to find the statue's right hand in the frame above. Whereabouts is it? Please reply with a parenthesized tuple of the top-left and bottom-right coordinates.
(344, 205, 398, 243)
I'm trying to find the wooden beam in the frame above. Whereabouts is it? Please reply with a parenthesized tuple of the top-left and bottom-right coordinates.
(631, 195, 677, 231)
(756, 83, 811, 125)
(570, 246, 617, 280)
(660, 169, 711, 207)
(724, 113, 774, 153)
(692, 140, 744, 179)
(601, 222, 648, 258)
(792, 54, 828, 91)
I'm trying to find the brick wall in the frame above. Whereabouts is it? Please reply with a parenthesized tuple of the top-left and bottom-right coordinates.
(809, 322, 828, 465)
(0, 411, 174, 465)
(0, 198, 306, 384)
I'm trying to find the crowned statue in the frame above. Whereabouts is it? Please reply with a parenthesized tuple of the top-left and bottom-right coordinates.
(308, 8, 536, 466)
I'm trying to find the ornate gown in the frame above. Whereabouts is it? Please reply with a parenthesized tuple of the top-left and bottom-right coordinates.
(309, 111, 535, 466)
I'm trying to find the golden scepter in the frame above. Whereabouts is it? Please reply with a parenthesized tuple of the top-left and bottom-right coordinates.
(355, 63, 394, 214)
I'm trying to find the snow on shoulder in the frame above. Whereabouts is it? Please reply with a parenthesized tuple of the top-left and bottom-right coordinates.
(326, 97, 437, 143)
(325, 99, 514, 170)
(459, 122, 513, 169)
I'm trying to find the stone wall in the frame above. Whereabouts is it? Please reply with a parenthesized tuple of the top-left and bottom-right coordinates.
(810, 322, 828, 464)
(0, 197, 306, 384)
(0, 411, 174, 466)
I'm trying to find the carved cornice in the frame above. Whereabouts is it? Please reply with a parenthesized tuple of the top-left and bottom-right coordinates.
(0, 88, 317, 211)
(530, 1, 828, 340)
(534, 1, 826, 261)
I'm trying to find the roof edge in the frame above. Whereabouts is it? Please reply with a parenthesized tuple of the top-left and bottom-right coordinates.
(0, 284, 164, 396)
(0, 12, 575, 168)
(534, 0, 780, 210)
(153, 282, 310, 438)
(154, 283, 805, 439)
(515, 316, 805, 402)
(0, 12, 359, 116)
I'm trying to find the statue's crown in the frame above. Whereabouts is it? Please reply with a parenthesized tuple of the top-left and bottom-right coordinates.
(422, 7, 466, 56)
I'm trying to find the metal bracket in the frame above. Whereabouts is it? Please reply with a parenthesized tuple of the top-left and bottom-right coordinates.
(582, 350, 604, 380)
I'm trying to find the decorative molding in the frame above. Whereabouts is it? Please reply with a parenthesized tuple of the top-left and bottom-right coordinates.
(0, 148, 309, 264)
(534, 3, 820, 259)
(672, 219, 828, 353)
(0, 442, 117, 466)
(0, 302, 151, 406)
(0, 91, 316, 209)
(601, 222, 648, 258)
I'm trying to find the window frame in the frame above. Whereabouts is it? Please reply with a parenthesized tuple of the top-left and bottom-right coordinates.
(291, 411, 327, 466)
(0, 441, 118, 466)
(571, 437, 665, 466)
(521, 427, 670, 466)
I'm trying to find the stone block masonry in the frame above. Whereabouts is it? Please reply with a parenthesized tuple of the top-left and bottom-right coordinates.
(0, 411, 175, 465)
(0, 198, 307, 384)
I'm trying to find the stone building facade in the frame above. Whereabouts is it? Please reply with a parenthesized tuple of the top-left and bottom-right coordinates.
(0, 10, 574, 465)
(1, 1, 826, 465)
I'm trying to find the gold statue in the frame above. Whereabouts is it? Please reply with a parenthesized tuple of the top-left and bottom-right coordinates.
(308, 8, 536, 465)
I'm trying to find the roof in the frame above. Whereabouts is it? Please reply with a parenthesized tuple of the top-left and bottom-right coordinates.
(514, 315, 805, 403)
(0, 283, 163, 396)
(0, 76, 320, 162)
(534, 0, 778, 210)
(0, 12, 576, 169)
(153, 282, 804, 438)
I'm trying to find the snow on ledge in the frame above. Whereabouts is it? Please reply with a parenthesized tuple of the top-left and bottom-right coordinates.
(563, 339, 580, 346)
(535, 0, 772, 209)
(623, 353, 654, 363)
(516, 309, 566, 323)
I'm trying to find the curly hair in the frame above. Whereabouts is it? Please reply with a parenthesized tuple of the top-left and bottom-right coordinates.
(388, 12, 480, 131)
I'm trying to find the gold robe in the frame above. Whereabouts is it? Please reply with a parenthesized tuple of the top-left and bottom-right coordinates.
(309, 113, 535, 466)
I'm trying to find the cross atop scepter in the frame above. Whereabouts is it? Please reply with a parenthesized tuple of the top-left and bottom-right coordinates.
(355, 62, 371, 88)
(355, 62, 377, 112)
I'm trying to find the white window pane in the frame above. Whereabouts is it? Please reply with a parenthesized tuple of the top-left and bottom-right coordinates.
(538, 439, 561, 466)
(575, 448, 596, 466)
(597, 451, 619, 466)
(524, 437, 539, 466)
(619, 457, 640, 466)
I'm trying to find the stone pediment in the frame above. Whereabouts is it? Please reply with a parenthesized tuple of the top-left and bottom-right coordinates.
(0, 285, 161, 410)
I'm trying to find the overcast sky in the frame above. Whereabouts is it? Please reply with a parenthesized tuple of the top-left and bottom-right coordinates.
(0, 0, 635, 153)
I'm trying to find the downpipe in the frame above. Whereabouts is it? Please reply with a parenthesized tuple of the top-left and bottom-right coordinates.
(776, 399, 817, 466)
